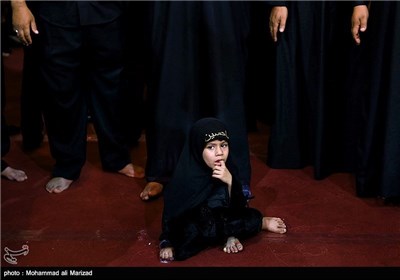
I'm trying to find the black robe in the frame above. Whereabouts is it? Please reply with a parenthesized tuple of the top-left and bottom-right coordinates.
(354, 1, 400, 200)
(145, 1, 252, 186)
(266, 1, 358, 179)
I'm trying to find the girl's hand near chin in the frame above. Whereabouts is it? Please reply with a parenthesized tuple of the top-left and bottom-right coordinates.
(213, 160, 232, 187)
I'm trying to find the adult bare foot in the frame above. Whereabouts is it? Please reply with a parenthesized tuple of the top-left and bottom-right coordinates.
(159, 247, 174, 263)
(140, 182, 163, 201)
(46, 177, 73, 194)
(1, 166, 27, 182)
(262, 217, 287, 234)
(118, 163, 145, 179)
(223, 237, 243, 253)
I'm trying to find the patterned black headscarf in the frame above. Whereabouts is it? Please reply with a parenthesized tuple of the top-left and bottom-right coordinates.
(189, 118, 230, 166)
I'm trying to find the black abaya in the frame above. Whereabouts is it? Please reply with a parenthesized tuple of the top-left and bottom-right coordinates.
(267, 1, 357, 179)
(145, 1, 251, 186)
(160, 118, 263, 261)
(355, 1, 400, 200)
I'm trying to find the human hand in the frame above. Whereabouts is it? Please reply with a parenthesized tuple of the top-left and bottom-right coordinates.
(269, 6, 288, 42)
(11, 0, 39, 46)
(212, 160, 232, 186)
(351, 5, 369, 45)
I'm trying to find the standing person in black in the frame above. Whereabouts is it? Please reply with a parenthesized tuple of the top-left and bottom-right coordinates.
(140, 1, 253, 201)
(119, 1, 149, 148)
(1, 48, 27, 182)
(351, 2, 400, 202)
(11, 0, 144, 193)
(267, 1, 361, 180)
(20, 32, 45, 152)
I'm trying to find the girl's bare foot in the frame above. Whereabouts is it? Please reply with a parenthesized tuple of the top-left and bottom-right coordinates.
(159, 247, 174, 263)
(223, 237, 243, 253)
(118, 163, 145, 179)
(262, 217, 287, 234)
(46, 177, 73, 193)
(1, 166, 27, 182)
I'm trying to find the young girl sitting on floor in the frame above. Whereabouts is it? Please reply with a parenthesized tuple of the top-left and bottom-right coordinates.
(159, 117, 286, 262)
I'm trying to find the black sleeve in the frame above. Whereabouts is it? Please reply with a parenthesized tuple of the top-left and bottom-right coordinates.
(266, 1, 288, 7)
(229, 176, 248, 208)
(353, 1, 369, 7)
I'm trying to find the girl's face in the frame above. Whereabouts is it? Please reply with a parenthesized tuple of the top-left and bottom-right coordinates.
(202, 140, 229, 169)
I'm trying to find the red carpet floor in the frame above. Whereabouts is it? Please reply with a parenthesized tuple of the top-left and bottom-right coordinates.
(1, 48, 399, 278)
